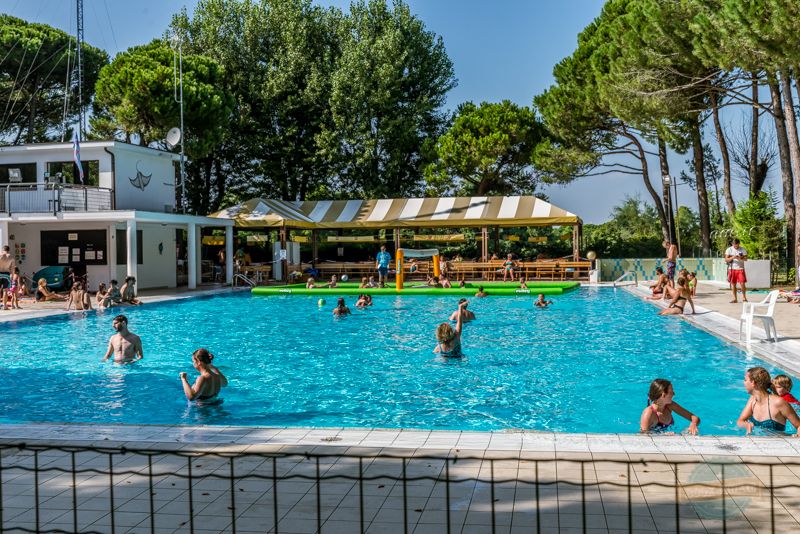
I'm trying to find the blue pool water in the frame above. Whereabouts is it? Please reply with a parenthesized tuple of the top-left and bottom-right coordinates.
(0, 288, 795, 435)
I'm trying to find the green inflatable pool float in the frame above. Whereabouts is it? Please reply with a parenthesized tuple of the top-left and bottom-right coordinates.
(251, 281, 580, 296)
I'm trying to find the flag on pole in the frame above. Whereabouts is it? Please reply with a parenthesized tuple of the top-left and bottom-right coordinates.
(73, 134, 85, 184)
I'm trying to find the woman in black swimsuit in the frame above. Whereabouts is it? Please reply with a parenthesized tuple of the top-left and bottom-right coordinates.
(658, 278, 695, 316)
(179, 349, 228, 404)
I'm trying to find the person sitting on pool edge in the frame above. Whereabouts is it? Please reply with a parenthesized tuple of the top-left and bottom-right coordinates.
(737, 367, 800, 435)
(645, 267, 668, 298)
(657, 278, 695, 316)
(179, 348, 228, 405)
(434, 299, 468, 357)
(35, 278, 68, 303)
(102, 315, 143, 365)
(358, 277, 369, 288)
(332, 297, 351, 316)
(533, 294, 553, 307)
(326, 275, 339, 288)
(120, 276, 142, 306)
(368, 276, 379, 288)
(639, 379, 700, 435)
(475, 285, 488, 298)
(449, 298, 475, 322)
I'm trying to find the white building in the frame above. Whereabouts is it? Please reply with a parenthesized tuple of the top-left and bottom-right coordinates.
(0, 141, 234, 291)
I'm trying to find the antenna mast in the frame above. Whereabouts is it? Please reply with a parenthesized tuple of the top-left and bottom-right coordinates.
(76, 0, 84, 140)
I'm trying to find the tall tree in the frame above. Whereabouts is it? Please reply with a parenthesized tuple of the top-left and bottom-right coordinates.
(93, 41, 236, 213)
(423, 101, 545, 196)
(318, 0, 456, 198)
(0, 15, 107, 144)
(534, 1, 674, 243)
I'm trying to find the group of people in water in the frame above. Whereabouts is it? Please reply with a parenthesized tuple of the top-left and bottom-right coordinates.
(102, 314, 227, 404)
(642, 369, 800, 436)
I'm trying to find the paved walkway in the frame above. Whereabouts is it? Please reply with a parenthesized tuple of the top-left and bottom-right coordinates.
(2, 436, 799, 534)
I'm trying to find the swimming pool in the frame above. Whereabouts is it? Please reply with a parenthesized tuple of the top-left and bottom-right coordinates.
(0, 288, 795, 435)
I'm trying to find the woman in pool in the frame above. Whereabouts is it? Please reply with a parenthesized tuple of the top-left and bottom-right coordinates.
(332, 297, 351, 316)
(306, 277, 319, 289)
(358, 277, 369, 288)
(355, 293, 372, 307)
(737, 367, 800, 436)
(179, 348, 228, 404)
(639, 379, 700, 435)
(657, 278, 695, 315)
(434, 299, 468, 357)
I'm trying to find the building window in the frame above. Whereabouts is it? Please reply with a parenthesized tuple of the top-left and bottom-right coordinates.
(116, 229, 144, 265)
(47, 161, 100, 186)
(0, 163, 37, 184)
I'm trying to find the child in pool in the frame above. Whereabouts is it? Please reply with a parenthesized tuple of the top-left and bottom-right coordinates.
(519, 278, 528, 289)
(409, 258, 418, 273)
(639, 379, 700, 435)
(772, 374, 800, 406)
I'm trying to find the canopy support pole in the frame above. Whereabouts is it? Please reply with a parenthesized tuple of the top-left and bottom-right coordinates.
(573, 223, 581, 260)
(280, 225, 287, 284)
(494, 226, 500, 254)
(481, 226, 488, 263)
(312, 229, 318, 268)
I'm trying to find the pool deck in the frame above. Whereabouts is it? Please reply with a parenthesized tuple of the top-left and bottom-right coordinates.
(4, 281, 800, 533)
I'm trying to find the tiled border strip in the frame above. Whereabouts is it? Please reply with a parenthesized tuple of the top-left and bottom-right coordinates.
(2, 283, 800, 456)
(1, 421, 798, 457)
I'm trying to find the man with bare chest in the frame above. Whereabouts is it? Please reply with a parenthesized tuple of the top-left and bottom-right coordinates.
(102, 315, 143, 364)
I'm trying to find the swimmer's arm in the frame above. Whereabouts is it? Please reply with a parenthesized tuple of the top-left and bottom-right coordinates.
(102, 341, 114, 361)
(670, 402, 700, 435)
(638, 407, 655, 433)
(64, 294, 73, 311)
(181, 374, 203, 401)
(736, 399, 755, 434)
(209, 364, 228, 387)
(776, 398, 800, 437)
(133, 336, 143, 361)
(454, 301, 466, 337)
(688, 294, 696, 314)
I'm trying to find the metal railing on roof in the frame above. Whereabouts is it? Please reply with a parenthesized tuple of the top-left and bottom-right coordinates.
(0, 183, 113, 215)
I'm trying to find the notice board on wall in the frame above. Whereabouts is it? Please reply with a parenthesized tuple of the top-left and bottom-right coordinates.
(41, 230, 108, 266)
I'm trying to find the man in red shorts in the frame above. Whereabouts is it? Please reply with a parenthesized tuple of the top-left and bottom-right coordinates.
(725, 238, 748, 303)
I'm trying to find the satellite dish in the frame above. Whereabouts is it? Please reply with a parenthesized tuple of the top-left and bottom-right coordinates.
(166, 128, 182, 147)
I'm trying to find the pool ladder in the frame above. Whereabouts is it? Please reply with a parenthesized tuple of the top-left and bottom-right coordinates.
(233, 274, 256, 288)
(613, 271, 638, 287)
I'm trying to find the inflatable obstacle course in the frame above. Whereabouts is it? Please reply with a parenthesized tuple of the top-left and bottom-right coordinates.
(251, 281, 580, 297)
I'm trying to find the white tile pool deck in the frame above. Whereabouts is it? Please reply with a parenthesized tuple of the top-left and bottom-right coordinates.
(3, 283, 800, 533)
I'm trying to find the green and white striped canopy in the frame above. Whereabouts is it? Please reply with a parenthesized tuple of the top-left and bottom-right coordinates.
(208, 196, 580, 229)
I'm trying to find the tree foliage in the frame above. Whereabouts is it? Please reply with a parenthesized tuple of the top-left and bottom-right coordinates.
(0, 15, 107, 144)
(423, 101, 545, 196)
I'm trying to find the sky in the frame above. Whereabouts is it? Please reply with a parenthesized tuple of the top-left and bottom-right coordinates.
(5, 0, 778, 223)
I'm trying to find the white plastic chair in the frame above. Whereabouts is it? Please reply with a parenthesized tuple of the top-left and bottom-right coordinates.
(739, 290, 780, 344)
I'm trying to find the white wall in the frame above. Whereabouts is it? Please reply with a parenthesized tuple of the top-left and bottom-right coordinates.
(135, 224, 177, 289)
(6, 221, 177, 290)
(110, 149, 177, 213)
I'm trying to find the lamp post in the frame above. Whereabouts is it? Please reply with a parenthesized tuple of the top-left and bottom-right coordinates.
(169, 31, 186, 214)
(662, 174, 681, 256)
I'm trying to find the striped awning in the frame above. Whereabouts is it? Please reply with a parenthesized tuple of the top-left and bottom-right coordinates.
(208, 196, 580, 229)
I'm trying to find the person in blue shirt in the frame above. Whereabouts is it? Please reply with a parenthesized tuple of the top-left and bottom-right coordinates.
(375, 245, 392, 286)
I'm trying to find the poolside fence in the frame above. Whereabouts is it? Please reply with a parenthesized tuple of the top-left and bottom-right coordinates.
(1, 443, 798, 534)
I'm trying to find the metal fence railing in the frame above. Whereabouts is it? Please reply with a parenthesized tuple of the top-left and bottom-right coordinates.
(0, 183, 113, 214)
(1, 443, 798, 534)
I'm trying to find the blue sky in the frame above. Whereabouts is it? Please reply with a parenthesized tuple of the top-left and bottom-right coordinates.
(7, 0, 772, 223)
